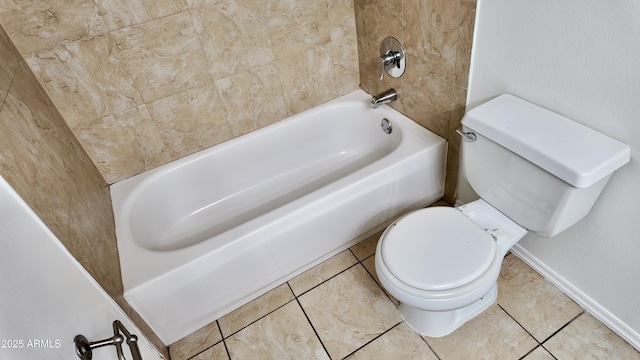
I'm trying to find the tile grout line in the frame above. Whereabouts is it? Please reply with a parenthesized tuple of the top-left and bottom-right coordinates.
(357, 253, 401, 311)
(183, 338, 220, 360)
(517, 345, 556, 360)
(419, 336, 443, 360)
(347, 247, 360, 262)
(339, 321, 404, 360)
(291, 260, 363, 298)
(497, 302, 585, 360)
(185, 346, 209, 360)
(217, 320, 232, 360)
(532, 311, 586, 360)
(219, 296, 298, 341)
(181, 322, 226, 360)
(539, 311, 585, 347)
(0, 66, 17, 110)
(495, 303, 543, 357)
(290, 282, 333, 360)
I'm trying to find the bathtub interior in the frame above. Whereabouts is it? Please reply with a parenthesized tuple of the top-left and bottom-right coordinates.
(112, 90, 447, 344)
(125, 105, 403, 252)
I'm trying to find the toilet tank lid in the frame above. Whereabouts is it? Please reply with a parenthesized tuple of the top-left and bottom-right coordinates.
(462, 94, 630, 188)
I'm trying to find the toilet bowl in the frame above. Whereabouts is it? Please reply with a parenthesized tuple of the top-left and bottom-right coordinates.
(374, 94, 629, 338)
(375, 199, 526, 337)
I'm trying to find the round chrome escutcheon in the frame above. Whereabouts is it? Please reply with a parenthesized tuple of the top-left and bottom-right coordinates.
(381, 118, 392, 134)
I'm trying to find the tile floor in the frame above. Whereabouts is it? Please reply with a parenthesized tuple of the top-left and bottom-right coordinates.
(169, 232, 640, 360)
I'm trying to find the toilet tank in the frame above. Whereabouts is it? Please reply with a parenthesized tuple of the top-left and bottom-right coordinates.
(461, 95, 630, 237)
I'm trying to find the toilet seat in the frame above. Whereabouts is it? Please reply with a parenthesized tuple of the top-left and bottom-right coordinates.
(379, 207, 497, 291)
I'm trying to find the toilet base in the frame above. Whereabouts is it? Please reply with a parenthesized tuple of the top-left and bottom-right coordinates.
(401, 284, 498, 337)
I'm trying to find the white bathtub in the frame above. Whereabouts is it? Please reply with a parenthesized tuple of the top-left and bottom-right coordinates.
(111, 90, 446, 344)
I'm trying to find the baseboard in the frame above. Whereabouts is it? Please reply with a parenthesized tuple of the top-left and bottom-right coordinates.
(511, 244, 640, 351)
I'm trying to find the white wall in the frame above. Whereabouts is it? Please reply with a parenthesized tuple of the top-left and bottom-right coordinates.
(465, 0, 640, 349)
(0, 176, 163, 360)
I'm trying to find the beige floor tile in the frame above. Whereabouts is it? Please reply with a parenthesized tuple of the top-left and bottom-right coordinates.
(346, 322, 439, 360)
(361, 255, 399, 306)
(425, 304, 538, 360)
(544, 313, 640, 359)
(298, 264, 403, 360)
(360, 256, 378, 283)
(497, 254, 583, 341)
(350, 231, 382, 260)
(225, 301, 329, 360)
(522, 346, 555, 360)
(288, 250, 358, 296)
(190, 342, 229, 360)
(169, 321, 222, 360)
(218, 283, 294, 338)
(166, 233, 638, 360)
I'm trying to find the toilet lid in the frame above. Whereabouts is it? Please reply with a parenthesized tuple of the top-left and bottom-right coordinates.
(380, 207, 497, 291)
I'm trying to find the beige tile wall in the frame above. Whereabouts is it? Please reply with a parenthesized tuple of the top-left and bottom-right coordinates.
(0, 0, 359, 184)
(0, 23, 120, 299)
(0, 24, 168, 358)
(355, 0, 476, 203)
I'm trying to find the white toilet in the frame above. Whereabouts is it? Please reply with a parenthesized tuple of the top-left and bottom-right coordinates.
(375, 94, 630, 337)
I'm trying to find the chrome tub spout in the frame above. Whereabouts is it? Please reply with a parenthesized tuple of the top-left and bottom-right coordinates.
(370, 89, 397, 109)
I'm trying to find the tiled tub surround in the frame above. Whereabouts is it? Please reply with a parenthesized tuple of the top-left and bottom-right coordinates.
(112, 91, 447, 345)
(0, 0, 360, 183)
(0, 25, 121, 296)
(355, 0, 477, 203)
(169, 229, 640, 360)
